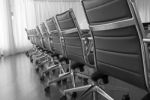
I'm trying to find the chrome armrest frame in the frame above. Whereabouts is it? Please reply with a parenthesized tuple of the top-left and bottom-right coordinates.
(143, 38, 150, 43)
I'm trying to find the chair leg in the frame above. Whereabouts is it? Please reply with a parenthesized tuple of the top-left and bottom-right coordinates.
(71, 70, 76, 88)
(77, 85, 114, 100)
(78, 85, 95, 100)
(64, 84, 92, 93)
(94, 86, 114, 100)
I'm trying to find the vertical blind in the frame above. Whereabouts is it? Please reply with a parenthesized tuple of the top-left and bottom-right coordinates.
(12, 0, 36, 53)
(0, 0, 15, 56)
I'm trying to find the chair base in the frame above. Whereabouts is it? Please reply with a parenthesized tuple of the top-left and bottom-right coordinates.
(64, 84, 114, 100)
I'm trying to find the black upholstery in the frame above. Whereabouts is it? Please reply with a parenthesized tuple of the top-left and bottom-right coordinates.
(82, 0, 148, 89)
(91, 71, 108, 84)
(56, 10, 85, 64)
(82, 0, 132, 25)
(46, 18, 64, 55)
(142, 93, 150, 100)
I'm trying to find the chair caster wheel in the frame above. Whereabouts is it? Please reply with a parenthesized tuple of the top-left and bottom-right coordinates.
(25, 52, 29, 57)
(45, 71, 49, 77)
(35, 61, 39, 65)
(60, 95, 67, 100)
(35, 68, 39, 73)
(52, 69, 56, 75)
(57, 80, 62, 87)
(71, 92, 77, 99)
(40, 75, 45, 82)
(62, 79, 67, 85)
(71, 63, 84, 72)
(91, 72, 109, 84)
(39, 64, 44, 69)
(66, 68, 69, 72)
(122, 94, 130, 100)
(79, 66, 84, 72)
(30, 59, 33, 63)
(83, 78, 88, 85)
(44, 86, 50, 94)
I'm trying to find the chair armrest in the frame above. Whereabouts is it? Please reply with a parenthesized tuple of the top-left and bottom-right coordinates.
(48, 72, 71, 85)
(44, 64, 60, 73)
(143, 38, 150, 43)
(143, 32, 150, 43)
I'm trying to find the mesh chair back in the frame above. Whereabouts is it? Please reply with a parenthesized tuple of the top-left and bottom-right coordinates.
(46, 17, 64, 55)
(82, 0, 150, 90)
(56, 9, 86, 63)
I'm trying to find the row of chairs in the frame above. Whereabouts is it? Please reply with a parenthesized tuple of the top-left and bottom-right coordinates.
(25, 0, 150, 100)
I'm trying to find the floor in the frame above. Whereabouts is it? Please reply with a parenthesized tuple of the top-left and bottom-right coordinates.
(0, 53, 148, 100)
(0, 54, 49, 100)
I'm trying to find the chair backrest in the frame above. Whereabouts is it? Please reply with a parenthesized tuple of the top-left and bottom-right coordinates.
(56, 9, 86, 64)
(25, 28, 44, 49)
(25, 29, 36, 44)
(36, 26, 42, 37)
(39, 23, 52, 51)
(30, 29, 38, 45)
(33, 27, 44, 49)
(81, 0, 150, 90)
(46, 17, 64, 55)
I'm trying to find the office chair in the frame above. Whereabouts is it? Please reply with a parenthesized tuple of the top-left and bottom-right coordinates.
(34, 25, 60, 79)
(81, 0, 150, 99)
(45, 17, 69, 70)
(25, 28, 35, 57)
(42, 17, 72, 94)
(54, 9, 110, 100)
(32, 28, 45, 62)
(38, 22, 62, 82)
(27, 27, 50, 74)
(43, 17, 70, 80)
(25, 29, 42, 63)
(35, 25, 54, 64)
